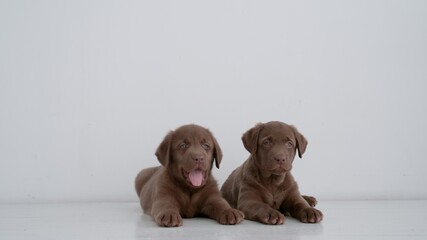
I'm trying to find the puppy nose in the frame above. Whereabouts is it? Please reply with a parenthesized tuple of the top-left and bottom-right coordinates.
(274, 155, 286, 163)
(192, 154, 204, 162)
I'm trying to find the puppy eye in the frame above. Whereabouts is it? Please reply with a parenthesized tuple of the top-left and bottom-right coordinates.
(285, 141, 293, 148)
(179, 143, 187, 149)
(262, 139, 272, 146)
(202, 143, 210, 150)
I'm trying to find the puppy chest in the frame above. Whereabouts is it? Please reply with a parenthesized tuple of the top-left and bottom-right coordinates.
(263, 189, 286, 209)
(272, 194, 286, 209)
(176, 195, 202, 218)
(180, 204, 198, 218)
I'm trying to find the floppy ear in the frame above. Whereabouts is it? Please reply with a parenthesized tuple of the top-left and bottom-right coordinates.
(211, 134, 223, 169)
(242, 123, 263, 155)
(291, 126, 308, 158)
(155, 131, 173, 167)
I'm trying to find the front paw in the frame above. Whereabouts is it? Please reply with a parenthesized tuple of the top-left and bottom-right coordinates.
(296, 207, 323, 223)
(154, 210, 183, 227)
(302, 195, 318, 207)
(218, 208, 244, 225)
(258, 209, 285, 225)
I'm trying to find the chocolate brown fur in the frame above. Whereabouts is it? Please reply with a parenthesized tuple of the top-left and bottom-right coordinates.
(135, 124, 244, 227)
(221, 121, 323, 224)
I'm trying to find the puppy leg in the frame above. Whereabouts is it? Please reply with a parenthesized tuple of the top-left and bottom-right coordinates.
(285, 194, 323, 223)
(244, 202, 285, 225)
(151, 201, 183, 227)
(302, 195, 318, 207)
(238, 190, 285, 225)
(202, 196, 244, 225)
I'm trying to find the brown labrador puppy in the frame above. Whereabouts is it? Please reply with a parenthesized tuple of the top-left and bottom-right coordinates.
(221, 121, 323, 224)
(135, 124, 244, 227)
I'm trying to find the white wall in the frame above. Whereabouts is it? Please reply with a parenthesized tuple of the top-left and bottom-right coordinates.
(1, 0, 426, 203)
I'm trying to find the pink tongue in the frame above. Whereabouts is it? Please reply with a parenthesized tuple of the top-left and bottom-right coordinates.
(188, 170, 203, 187)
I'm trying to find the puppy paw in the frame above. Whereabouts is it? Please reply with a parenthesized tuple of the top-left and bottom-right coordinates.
(218, 208, 245, 225)
(258, 209, 285, 225)
(155, 211, 183, 227)
(296, 207, 323, 223)
(302, 195, 318, 207)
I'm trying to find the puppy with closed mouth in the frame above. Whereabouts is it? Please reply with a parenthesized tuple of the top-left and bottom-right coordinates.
(221, 121, 323, 225)
(135, 124, 244, 227)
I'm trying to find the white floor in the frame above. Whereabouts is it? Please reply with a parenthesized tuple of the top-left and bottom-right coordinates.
(0, 201, 426, 240)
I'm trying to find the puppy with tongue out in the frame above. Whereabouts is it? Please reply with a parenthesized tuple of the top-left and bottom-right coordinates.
(187, 168, 204, 187)
(135, 124, 244, 227)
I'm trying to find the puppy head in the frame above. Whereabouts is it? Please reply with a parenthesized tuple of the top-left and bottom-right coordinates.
(242, 121, 307, 176)
(155, 124, 222, 189)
